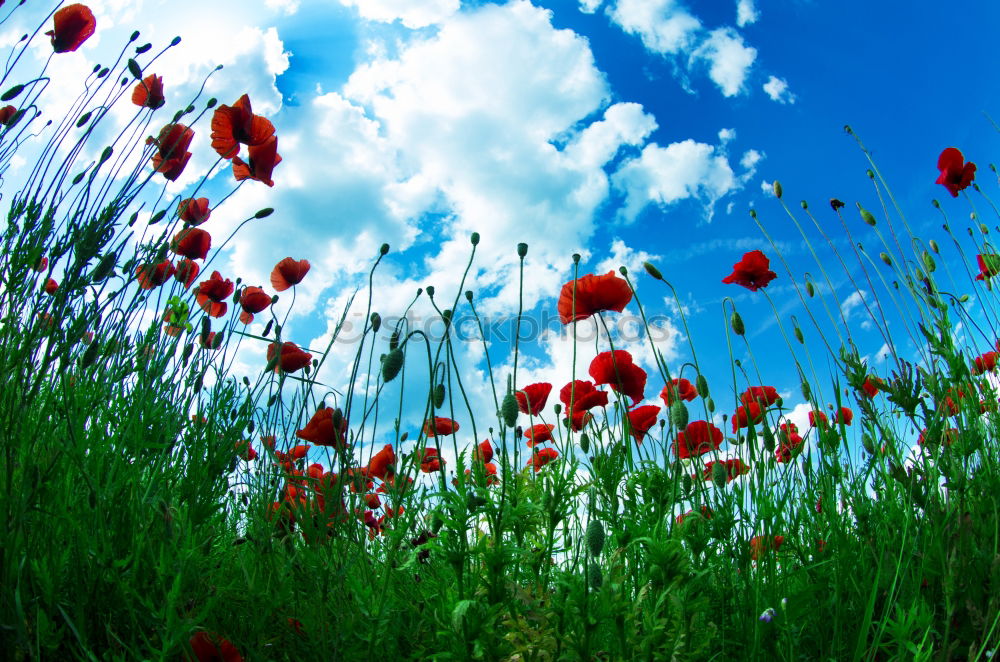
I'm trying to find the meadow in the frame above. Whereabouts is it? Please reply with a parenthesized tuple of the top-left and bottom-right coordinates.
(1, 4, 998, 660)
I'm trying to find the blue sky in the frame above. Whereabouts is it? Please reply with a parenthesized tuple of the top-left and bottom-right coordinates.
(7, 0, 1000, 481)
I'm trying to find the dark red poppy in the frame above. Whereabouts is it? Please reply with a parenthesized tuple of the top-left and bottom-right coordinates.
(732, 402, 764, 432)
(163, 309, 185, 337)
(43, 278, 58, 294)
(423, 417, 459, 436)
(271, 257, 310, 292)
(187, 631, 243, 662)
(567, 410, 593, 431)
(739, 386, 780, 408)
(367, 444, 396, 481)
(975, 254, 1000, 281)
(210, 94, 276, 159)
(232, 136, 281, 187)
(135, 259, 175, 290)
(195, 271, 233, 318)
(557, 271, 633, 324)
(722, 250, 777, 292)
(238, 286, 272, 324)
(528, 447, 559, 472)
(420, 448, 444, 472)
(835, 407, 853, 425)
(703, 458, 749, 483)
(524, 423, 555, 447)
(674, 421, 722, 459)
(660, 378, 697, 406)
(174, 258, 200, 288)
(559, 379, 609, 413)
(627, 405, 660, 443)
(589, 350, 646, 405)
(149, 123, 194, 181)
(171, 227, 211, 261)
(179, 197, 211, 225)
(515, 382, 552, 416)
(936, 147, 976, 197)
(0, 105, 16, 126)
(749, 535, 784, 561)
(296, 406, 349, 448)
(131, 74, 165, 110)
(472, 440, 493, 463)
(973, 351, 999, 375)
(774, 433, 804, 463)
(266, 341, 312, 374)
(46, 4, 96, 53)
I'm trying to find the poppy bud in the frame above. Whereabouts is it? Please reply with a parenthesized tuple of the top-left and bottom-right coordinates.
(588, 564, 603, 589)
(681, 474, 692, 494)
(860, 208, 877, 226)
(91, 253, 116, 282)
(254, 207, 274, 219)
(425, 286, 435, 298)
(706, 398, 715, 413)
(794, 325, 804, 344)
(470, 232, 480, 245)
(730, 311, 745, 336)
(382, 348, 404, 382)
(929, 240, 939, 254)
(579, 432, 589, 453)
(81, 341, 100, 367)
(389, 330, 400, 351)
(380, 243, 389, 255)
(772, 181, 783, 199)
(433, 384, 445, 408)
(861, 433, 875, 455)
(670, 401, 688, 428)
(800, 200, 808, 209)
(181, 343, 193, 366)
(586, 520, 605, 557)
(465, 290, 473, 302)
(806, 281, 815, 297)
(370, 312, 381, 333)
(801, 381, 811, 400)
(501, 393, 519, 428)
(880, 253, 891, 266)
(761, 424, 775, 452)
(712, 462, 728, 488)
(695, 374, 709, 398)
(517, 243, 528, 258)
(1, 84, 24, 102)
(643, 261, 663, 281)
(959, 294, 969, 302)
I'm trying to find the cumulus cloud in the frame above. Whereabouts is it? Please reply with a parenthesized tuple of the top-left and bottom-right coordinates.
(763, 75, 797, 104)
(579, 0, 605, 13)
(608, 0, 702, 55)
(736, 0, 759, 27)
(690, 28, 757, 97)
(338, 0, 460, 29)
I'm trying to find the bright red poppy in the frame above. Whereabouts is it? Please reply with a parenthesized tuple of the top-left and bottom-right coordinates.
(465, 461, 498, 487)
(559, 379, 609, 413)
(627, 405, 660, 443)
(835, 407, 853, 425)
(210, 94, 276, 159)
(179, 197, 211, 225)
(703, 458, 749, 483)
(525, 423, 555, 447)
(271, 257, 310, 292)
(367, 444, 396, 481)
(420, 448, 444, 472)
(232, 136, 281, 187)
(936, 147, 976, 197)
(973, 351, 999, 375)
(749, 535, 784, 561)
(42, 278, 58, 295)
(187, 631, 243, 662)
(266, 341, 312, 374)
(589, 350, 646, 405)
(674, 421, 722, 459)
(515, 382, 552, 416)
(196, 271, 233, 318)
(174, 258, 200, 288)
(472, 440, 493, 464)
(660, 378, 697, 406)
(234, 440, 257, 461)
(135, 259, 175, 290)
(722, 250, 777, 292)
(861, 376, 881, 398)
(567, 410, 593, 431)
(975, 255, 1000, 281)
(239, 286, 272, 324)
(529, 447, 559, 472)
(557, 271, 633, 324)
(171, 227, 211, 260)
(423, 417, 459, 437)
(675, 505, 712, 525)
(46, 4, 96, 53)
(774, 433, 804, 463)
(296, 406, 349, 448)
(732, 402, 764, 432)
(739, 386, 780, 408)
(149, 123, 193, 181)
(132, 74, 165, 110)
(808, 410, 828, 428)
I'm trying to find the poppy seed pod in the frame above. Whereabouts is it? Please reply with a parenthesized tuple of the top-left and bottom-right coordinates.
(382, 348, 404, 383)
(433, 384, 445, 408)
(772, 181, 783, 198)
(670, 401, 688, 428)
(588, 564, 603, 589)
(517, 243, 528, 258)
(470, 232, 480, 245)
(579, 432, 589, 453)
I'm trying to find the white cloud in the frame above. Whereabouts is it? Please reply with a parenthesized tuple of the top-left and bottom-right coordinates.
(736, 0, 759, 27)
(339, 0, 460, 29)
(760, 179, 773, 195)
(840, 290, 867, 319)
(608, 0, 701, 55)
(740, 148, 763, 170)
(718, 127, 736, 143)
(763, 75, 797, 104)
(690, 28, 756, 97)
(579, 0, 605, 13)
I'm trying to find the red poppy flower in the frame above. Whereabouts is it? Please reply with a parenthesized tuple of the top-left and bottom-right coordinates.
(674, 421, 722, 459)
(835, 407, 853, 425)
(423, 417, 459, 437)
(557, 271, 633, 324)
(524, 423, 555, 447)
(559, 380, 609, 413)
(163, 309, 185, 336)
(210, 94, 276, 159)
(46, 4, 96, 53)
(975, 255, 1000, 281)
(131, 74, 165, 110)
(465, 461, 499, 487)
(179, 197, 211, 225)
(266, 341, 312, 374)
(174, 258, 200, 288)
(34, 256, 48, 273)
(703, 458, 749, 483)
(916, 427, 959, 447)
(367, 444, 396, 481)
(675, 505, 712, 525)
(660, 378, 697, 406)
(739, 386, 780, 408)
(515, 382, 552, 416)
(234, 440, 256, 461)
(0, 105, 16, 126)
(196, 271, 233, 318)
(589, 350, 646, 405)
(238, 286, 272, 324)
(973, 351, 999, 375)
(936, 147, 976, 197)
(149, 123, 194, 181)
(722, 250, 777, 292)
(187, 631, 243, 662)
(43, 278, 58, 295)
(232, 136, 281, 187)
(627, 405, 660, 443)
(135, 259, 175, 290)
(732, 402, 764, 432)
(472, 440, 493, 464)
(808, 410, 828, 428)
(861, 376, 881, 398)
(567, 410, 593, 431)
(171, 227, 211, 261)
(749, 535, 784, 561)
(271, 257, 311, 292)
(296, 406, 349, 448)
(420, 447, 444, 472)
(774, 434, 804, 462)
(528, 447, 559, 472)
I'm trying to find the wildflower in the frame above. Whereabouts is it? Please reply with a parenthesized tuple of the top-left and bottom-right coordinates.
(660, 378, 698, 406)
(835, 407, 853, 425)
(43, 278, 58, 294)
(34, 256, 48, 273)
(589, 350, 647, 405)
(740, 386, 780, 408)
(722, 250, 777, 292)
(178, 197, 211, 225)
(0, 105, 17, 125)
(758, 608, 775, 623)
(917, 427, 959, 447)
(627, 405, 660, 443)
(861, 376, 881, 398)
(171, 227, 211, 261)
(187, 631, 243, 662)
(232, 136, 281, 187)
(270, 257, 311, 291)
(296, 406, 349, 448)
(557, 271, 632, 324)
(210, 94, 276, 159)
(732, 402, 764, 432)
(131, 74, 165, 109)
(466, 461, 499, 487)
(675, 505, 712, 525)
(528, 447, 559, 472)
(420, 448, 444, 472)
(234, 440, 256, 461)
(195, 271, 233, 318)
(560, 379, 609, 413)
(774, 425, 804, 462)
(135, 259, 175, 290)
(238, 286, 272, 324)
(472, 440, 493, 463)
(47, 4, 96, 53)
(749, 534, 784, 561)
(149, 123, 193, 180)
(367, 444, 395, 481)
(266, 341, 312, 374)
(423, 417, 459, 437)
(936, 147, 976, 197)
(973, 351, 999, 375)
(808, 410, 828, 428)
(567, 410, 593, 431)
(525, 423, 555, 447)
(674, 421, 723, 459)
(515, 382, 552, 416)
(975, 255, 1000, 281)
(703, 458, 749, 483)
